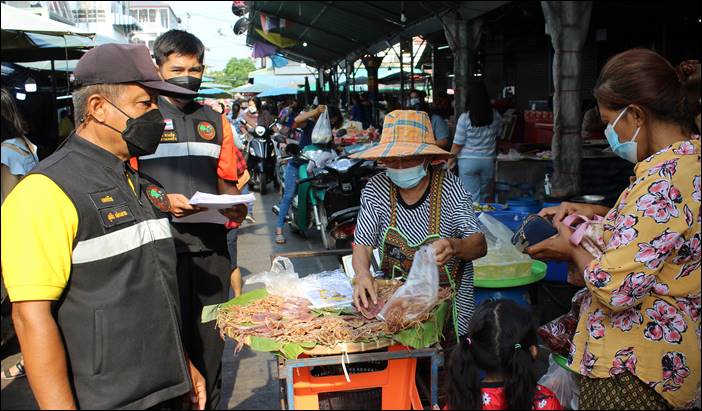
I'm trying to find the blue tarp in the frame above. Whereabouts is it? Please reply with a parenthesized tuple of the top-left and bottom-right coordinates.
(257, 87, 298, 97)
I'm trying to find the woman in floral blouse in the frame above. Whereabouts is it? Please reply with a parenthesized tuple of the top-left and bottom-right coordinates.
(528, 49, 700, 410)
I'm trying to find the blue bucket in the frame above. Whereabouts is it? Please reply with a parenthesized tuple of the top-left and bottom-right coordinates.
(475, 286, 532, 307)
(489, 210, 530, 232)
(542, 201, 562, 209)
(545, 261, 569, 283)
(507, 198, 542, 214)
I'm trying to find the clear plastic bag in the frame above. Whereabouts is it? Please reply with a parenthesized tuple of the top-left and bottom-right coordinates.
(311, 107, 332, 144)
(538, 354, 580, 409)
(378, 245, 439, 324)
(474, 213, 533, 279)
(245, 257, 303, 298)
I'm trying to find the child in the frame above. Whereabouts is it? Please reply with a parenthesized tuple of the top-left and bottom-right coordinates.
(446, 300, 563, 410)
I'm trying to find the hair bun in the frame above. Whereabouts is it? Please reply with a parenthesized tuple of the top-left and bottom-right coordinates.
(677, 60, 700, 84)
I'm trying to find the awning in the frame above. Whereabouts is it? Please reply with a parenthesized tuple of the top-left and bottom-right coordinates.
(246, 1, 460, 67)
(1, 3, 96, 62)
(231, 82, 277, 94)
(247, 1, 509, 68)
(258, 87, 299, 97)
(198, 88, 233, 98)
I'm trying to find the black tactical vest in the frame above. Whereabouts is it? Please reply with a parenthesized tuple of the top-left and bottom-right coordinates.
(31, 134, 190, 409)
(138, 97, 227, 253)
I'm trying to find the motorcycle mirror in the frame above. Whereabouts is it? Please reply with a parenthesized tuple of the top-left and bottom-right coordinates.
(254, 126, 266, 136)
(238, 118, 247, 125)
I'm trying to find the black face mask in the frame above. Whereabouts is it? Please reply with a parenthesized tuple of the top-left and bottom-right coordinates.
(165, 76, 202, 104)
(100, 99, 166, 157)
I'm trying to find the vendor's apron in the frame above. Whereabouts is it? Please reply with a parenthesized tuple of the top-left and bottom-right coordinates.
(379, 170, 464, 340)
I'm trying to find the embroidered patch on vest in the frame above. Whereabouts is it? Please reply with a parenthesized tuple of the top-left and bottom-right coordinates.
(145, 185, 170, 212)
(164, 118, 174, 131)
(89, 188, 126, 210)
(161, 130, 178, 142)
(99, 205, 135, 228)
(196, 121, 216, 141)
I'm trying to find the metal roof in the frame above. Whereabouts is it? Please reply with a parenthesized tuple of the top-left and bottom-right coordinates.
(246, 1, 462, 67)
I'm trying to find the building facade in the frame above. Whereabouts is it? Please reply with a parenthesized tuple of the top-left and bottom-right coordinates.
(129, 1, 180, 53)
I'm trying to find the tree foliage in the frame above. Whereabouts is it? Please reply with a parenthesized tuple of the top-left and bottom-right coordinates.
(207, 57, 255, 88)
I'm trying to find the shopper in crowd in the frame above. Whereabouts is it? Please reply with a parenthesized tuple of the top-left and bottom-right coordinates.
(430, 94, 453, 150)
(57, 106, 74, 142)
(527, 49, 700, 410)
(239, 97, 260, 136)
(274, 105, 342, 244)
(1, 87, 40, 381)
(349, 93, 366, 126)
(449, 81, 502, 203)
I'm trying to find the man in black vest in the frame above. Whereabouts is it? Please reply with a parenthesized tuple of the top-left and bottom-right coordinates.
(1, 44, 207, 409)
(132, 30, 247, 409)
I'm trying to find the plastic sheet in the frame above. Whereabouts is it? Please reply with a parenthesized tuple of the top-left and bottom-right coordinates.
(474, 213, 533, 279)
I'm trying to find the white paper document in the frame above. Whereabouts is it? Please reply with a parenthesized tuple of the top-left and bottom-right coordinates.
(172, 192, 256, 224)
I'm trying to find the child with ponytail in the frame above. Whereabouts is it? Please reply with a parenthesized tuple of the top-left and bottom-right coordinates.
(446, 300, 563, 410)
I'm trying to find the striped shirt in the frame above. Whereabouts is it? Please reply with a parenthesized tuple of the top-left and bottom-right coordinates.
(453, 109, 502, 159)
(355, 169, 482, 335)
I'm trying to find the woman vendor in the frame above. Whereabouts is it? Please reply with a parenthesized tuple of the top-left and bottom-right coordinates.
(527, 49, 700, 410)
(350, 110, 487, 339)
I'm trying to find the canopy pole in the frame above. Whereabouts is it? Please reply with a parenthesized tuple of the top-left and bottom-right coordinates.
(399, 38, 405, 108)
(410, 37, 415, 91)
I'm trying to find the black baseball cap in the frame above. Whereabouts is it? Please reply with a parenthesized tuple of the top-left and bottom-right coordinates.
(74, 43, 196, 96)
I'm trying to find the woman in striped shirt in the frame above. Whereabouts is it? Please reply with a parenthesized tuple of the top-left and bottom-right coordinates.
(350, 110, 487, 339)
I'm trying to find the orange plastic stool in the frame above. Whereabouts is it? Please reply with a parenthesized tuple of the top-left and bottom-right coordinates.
(291, 345, 423, 410)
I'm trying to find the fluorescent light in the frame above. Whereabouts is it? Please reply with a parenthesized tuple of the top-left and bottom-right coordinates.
(437, 45, 450, 50)
(303, 42, 308, 47)
(447, 89, 454, 95)
(16, 92, 26, 100)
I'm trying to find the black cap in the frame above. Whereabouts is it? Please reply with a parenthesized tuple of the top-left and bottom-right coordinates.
(74, 43, 196, 96)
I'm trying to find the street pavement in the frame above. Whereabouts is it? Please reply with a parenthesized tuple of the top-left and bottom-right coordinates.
(1, 189, 340, 410)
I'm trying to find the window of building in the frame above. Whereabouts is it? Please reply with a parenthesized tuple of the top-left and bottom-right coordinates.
(162, 9, 170, 28)
(130, 9, 138, 19)
(138, 9, 148, 23)
(149, 9, 156, 23)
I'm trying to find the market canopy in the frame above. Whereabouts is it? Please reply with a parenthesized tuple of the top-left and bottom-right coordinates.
(258, 86, 299, 97)
(231, 81, 278, 94)
(198, 88, 233, 98)
(1, 3, 97, 62)
(246, 2, 506, 67)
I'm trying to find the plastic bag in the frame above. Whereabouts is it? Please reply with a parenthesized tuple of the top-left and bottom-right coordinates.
(311, 107, 332, 144)
(538, 354, 580, 409)
(246, 257, 303, 298)
(474, 213, 533, 279)
(378, 245, 439, 325)
(538, 288, 589, 356)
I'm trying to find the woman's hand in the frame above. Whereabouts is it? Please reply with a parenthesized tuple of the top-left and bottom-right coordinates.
(525, 221, 578, 262)
(539, 201, 607, 223)
(432, 239, 456, 266)
(352, 272, 378, 309)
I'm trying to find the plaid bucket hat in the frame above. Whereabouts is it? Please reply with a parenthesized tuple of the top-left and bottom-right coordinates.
(350, 110, 452, 160)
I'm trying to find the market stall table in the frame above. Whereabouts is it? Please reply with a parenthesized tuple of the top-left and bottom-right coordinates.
(212, 249, 450, 410)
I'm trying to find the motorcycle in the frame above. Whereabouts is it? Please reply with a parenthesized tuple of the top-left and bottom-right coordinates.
(272, 139, 380, 249)
(240, 118, 280, 195)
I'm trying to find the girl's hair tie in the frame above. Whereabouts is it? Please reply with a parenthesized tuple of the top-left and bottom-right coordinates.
(466, 337, 472, 346)
(514, 343, 522, 350)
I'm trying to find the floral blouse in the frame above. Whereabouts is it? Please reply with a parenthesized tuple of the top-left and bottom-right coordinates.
(569, 136, 701, 409)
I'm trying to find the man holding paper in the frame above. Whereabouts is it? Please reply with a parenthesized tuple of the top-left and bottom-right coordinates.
(129, 30, 246, 409)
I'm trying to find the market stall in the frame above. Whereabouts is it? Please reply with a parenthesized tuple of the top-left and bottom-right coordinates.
(207, 249, 454, 410)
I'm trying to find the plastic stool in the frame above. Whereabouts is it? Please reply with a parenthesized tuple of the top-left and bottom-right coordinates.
(292, 345, 423, 410)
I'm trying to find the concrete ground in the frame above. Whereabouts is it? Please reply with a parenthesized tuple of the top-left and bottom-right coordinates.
(1, 190, 340, 410)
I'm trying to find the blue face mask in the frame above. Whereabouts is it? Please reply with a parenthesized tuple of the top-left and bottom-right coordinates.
(386, 163, 427, 189)
(605, 106, 641, 163)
